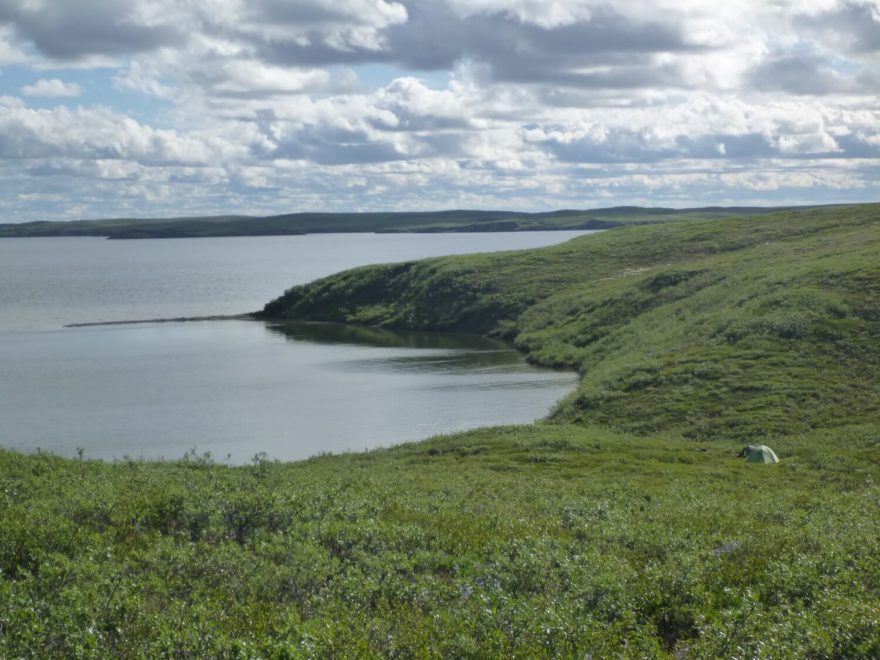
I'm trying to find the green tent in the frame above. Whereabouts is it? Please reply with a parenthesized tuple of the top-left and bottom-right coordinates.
(738, 445, 779, 464)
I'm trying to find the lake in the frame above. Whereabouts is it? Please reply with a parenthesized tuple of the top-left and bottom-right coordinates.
(0, 232, 589, 463)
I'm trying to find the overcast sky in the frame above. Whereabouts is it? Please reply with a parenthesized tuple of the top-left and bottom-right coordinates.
(1, 0, 878, 221)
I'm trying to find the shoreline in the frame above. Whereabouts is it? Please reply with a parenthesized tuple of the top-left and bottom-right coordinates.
(63, 313, 255, 328)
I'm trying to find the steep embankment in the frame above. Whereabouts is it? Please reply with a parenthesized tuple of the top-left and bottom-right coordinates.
(259, 203, 880, 441)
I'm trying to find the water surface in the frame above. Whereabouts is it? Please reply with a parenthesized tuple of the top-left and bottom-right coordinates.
(0, 232, 587, 462)
(0, 232, 590, 331)
(1, 320, 576, 463)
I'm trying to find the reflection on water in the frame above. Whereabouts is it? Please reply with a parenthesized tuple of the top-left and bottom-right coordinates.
(266, 320, 503, 350)
(425, 379, 568, 392)
(342, 354, 522, 375)
(267, 321, 531, 374)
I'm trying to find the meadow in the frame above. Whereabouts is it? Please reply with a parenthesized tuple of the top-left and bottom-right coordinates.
(2, 203, 878, 657)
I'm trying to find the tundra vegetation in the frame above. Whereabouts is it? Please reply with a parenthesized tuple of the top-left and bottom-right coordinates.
(2, 204, 879, 657)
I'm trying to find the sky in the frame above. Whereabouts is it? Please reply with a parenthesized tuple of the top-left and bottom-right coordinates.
(0, 0, 878, 222)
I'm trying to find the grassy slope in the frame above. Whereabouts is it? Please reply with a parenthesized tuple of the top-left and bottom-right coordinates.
(2, 204, 879, 657)
(260, 203, 880, 441)
(0, 205, 807, 239)
(2, 426, 878, 657)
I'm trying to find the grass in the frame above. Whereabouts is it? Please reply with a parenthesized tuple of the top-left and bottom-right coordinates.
(260, 203, 880, 441)
(2, 425, 878, 657)
(2, 203, 879, 656)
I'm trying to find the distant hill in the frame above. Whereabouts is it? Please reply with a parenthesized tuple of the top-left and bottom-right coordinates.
(0, 205, 826, 239)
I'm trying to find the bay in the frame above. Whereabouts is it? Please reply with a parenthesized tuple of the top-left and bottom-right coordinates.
(0, 232, 589, 462)
(0, 232, 591, 331)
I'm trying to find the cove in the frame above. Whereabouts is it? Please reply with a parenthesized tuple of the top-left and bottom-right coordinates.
(0, 231, 589, 463)
(0, 319, 576, 464)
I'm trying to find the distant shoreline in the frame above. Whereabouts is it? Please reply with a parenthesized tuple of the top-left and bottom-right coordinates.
(64, 314, 254, 328)
(0, 205, 824, 240)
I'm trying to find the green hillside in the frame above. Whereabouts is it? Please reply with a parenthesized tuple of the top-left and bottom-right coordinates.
(3, 421, 878, 657)
(259, 203, 880, 441)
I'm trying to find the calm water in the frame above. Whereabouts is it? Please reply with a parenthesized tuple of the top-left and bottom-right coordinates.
(0, 232, 588, 462)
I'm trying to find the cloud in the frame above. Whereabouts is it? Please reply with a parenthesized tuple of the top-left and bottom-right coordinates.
(374, 78, 477, 131)
(1, 0, 879, 222)
(795, 1, 880, 53)
(245, 0, 408, 29)
(112, 61, 175, 98)
(190, 0, 409, 68)
(3, 1, 869, 96)
(0, 103, 242, 164)
(21, 78, 82, 97)
(189, 60, 340, 97)
(0, 0, 183, 60)
(521, 93, 880, 163)
(749, 51, 878, 95)
(383, 3, 698, 88)
(0, 24, 26, 65)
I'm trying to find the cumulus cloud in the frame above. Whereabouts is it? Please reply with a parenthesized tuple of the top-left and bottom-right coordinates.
(21, 78, 82, 97)
(0, 104, 242, 164)
(375, 78, 477, 130)
(112, 61, 175, 98)
(0, 24, 25, 65)
(0, 0, 878, 221)
(190, 60, 339, 97)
